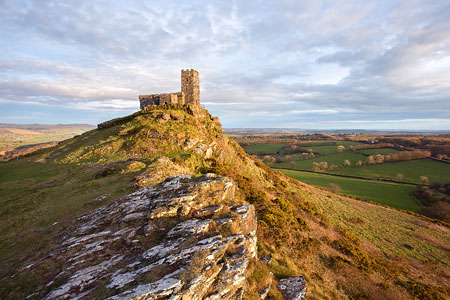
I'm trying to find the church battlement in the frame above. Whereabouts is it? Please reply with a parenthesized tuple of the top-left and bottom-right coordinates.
(139, 69, 199, 109)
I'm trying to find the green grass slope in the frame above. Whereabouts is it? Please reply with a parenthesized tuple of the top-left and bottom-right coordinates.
(0, 104, 449, 300)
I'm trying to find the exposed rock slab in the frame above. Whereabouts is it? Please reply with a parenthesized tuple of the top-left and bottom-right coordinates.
(29, 174, 256, 300)
(277, 276, 307, 300)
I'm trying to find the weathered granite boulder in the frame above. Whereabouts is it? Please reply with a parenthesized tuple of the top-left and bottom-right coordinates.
(277, 276, 307, 300)
(27, 174, 257, 300)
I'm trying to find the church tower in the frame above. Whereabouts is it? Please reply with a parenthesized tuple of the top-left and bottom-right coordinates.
(181, 69, 199, 105)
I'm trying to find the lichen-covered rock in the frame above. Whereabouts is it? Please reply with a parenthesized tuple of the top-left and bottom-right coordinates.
(29, 174, 257, 300)
(277, 276, 307, 300)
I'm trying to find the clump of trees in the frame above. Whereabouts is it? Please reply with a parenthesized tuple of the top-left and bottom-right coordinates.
(312, 161, 328, 172)
(414, 181, 450, 223)
(365, 150, 431, 165)
(279, 143, 310, 155)
(378, 136, 450, 157)
(300, 152, 315, 160)
(263, 155, 277, 165)
(436, 154, 449, 160)
(353, 143, 394, 150)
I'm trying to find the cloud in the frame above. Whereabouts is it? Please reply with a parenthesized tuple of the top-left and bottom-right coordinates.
(0, 0, 449, 129)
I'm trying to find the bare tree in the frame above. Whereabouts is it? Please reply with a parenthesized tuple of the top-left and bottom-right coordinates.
(396, 173, 404, 181)
(319, 161, 328, 171)
(420, 176, 430, 185)
(374, 154, 385, 164)
(366, 156, 375, 165)
(263, 155, 276, 165)
(329, 164, 338, 171)
(328, 183, 341, 193)
(312, 162, 321, 172)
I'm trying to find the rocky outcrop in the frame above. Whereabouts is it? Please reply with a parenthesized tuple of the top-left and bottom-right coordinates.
(277, 276, 307, 300)
(28, 174, 257, 300)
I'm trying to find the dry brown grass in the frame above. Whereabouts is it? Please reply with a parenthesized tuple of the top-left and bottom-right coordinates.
(5, 128, 42, 135)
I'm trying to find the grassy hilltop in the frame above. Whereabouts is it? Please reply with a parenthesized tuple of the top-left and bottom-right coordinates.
(0, 105, 449, 299)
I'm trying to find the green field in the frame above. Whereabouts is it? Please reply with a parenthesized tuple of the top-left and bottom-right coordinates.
(307, 141, 362, 155)
(333, 159, 450, 184)
(242, 143, 286, 154)
(275, 152, 367, 170)
(277, 169, 422, 212)
(359, 148, 399, 155)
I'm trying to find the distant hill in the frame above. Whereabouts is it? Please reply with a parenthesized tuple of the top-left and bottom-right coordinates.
(224, 128, 450, 135)
(0, 123, 95, 158)
(0, 123, 95, 130)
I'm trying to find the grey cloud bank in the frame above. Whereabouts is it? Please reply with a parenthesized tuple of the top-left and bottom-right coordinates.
(0, 0, 449, 129)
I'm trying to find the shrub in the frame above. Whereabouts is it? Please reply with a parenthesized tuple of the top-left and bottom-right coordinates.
(263, 155, 276, 165)
(399, 280, 446, 300)
(395, 173, 404, 181)
(420, 176, 430, 185)
(319, 161, 328, 170)
(328, 183, 341, 194)
(329, 164, 338, 171)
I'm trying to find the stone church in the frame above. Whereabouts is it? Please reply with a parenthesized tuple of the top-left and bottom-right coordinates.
(139, 69, 199, 109)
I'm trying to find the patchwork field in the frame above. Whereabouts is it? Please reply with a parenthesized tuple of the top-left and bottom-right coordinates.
(359, 148, 400, 155)
(278, 169, 421, 211)
(238, 136, 450, 217)
(305, 141, 362, 155)
(275, 152, 367, 170)
(0, 124, 95, 154)
(333, 159, 450, 184)
(242, 142, 286, 154)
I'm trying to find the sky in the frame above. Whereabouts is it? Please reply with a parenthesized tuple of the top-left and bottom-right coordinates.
(1, 0, 450, 130)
